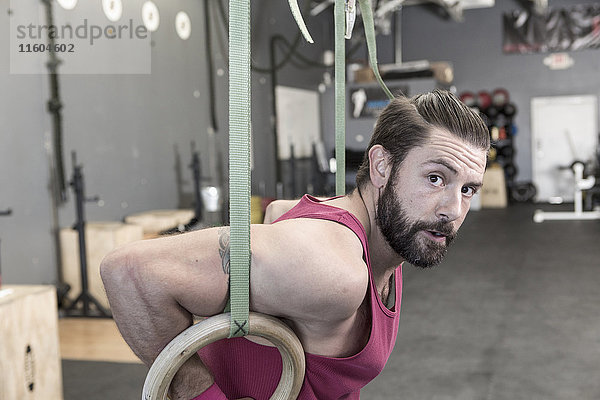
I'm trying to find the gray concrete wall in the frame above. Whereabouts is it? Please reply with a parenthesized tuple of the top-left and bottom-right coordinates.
(55, 0, 212, 224)
(4, 0, 598, 285)
(249, 0, 333, 196)
(1, 1, 54, 284)
(0, 0, 330, 284)
(2, 0, 217, 285)
(399, 0, 600, 182)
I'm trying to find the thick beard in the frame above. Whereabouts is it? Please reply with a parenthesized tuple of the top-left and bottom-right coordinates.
(375, 182, 457, 268)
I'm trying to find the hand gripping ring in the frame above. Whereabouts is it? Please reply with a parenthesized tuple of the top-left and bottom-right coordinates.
(142, 312, 306, 400)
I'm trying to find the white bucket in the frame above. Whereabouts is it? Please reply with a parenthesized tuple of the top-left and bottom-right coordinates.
(201, 186, 221, 212)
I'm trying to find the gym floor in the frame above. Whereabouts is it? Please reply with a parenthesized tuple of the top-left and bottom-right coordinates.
(61, 203, 600, 400)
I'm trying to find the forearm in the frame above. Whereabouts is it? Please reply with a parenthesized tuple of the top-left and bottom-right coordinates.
(101, 246, 188, 364)
(100, 246, 214, 398)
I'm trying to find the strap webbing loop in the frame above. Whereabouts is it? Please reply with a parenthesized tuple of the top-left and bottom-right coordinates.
(288, 0, 315, 43)
(335, 0, 346, 196)
(228, 0, 251, 338)
(357, 0, 394, 100)
(226, 0, 393, 338)
(335, 0, 393, 196)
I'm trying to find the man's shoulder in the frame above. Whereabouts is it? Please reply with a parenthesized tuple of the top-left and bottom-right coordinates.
(250, 221, 368, 321)
(258, 216, 365, 266)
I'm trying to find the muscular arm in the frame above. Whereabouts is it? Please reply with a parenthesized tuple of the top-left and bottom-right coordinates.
(101, 220, 367, 399)
(101, 227, 231, 399)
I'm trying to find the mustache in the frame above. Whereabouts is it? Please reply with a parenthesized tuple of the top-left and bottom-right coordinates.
(413, 220, 456, 238)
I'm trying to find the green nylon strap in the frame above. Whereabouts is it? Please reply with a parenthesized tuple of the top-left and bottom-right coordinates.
(334, 0, 346, 196)
(334, 0, 393, 196)
(288, 0, 314, 43)
(357, 0, 394, 100)
(228, 0, 251, 339)
(225, 0, 392, 337)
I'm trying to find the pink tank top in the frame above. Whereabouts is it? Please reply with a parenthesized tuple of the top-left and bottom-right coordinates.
(198, 195, 402, 399)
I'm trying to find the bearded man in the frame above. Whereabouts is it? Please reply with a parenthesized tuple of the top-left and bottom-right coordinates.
(101, 89, 490, 399)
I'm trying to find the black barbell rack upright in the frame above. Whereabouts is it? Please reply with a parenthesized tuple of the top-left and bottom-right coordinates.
(64, 152, 111, 318)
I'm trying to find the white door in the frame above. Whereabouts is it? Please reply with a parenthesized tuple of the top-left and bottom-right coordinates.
(531, 95, 598, 202)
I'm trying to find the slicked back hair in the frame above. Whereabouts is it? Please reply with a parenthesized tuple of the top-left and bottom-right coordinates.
(355, 89, 490, 189)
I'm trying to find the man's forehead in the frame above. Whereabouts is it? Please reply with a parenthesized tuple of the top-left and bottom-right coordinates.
(418, 129, 487, 174)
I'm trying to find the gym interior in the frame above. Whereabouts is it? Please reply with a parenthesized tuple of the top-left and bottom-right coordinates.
(1, 0, 600, 399)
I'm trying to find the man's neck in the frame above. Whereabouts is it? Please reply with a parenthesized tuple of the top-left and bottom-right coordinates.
(347, 188, 404, 281)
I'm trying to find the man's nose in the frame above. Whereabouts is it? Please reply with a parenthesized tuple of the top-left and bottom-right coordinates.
(436, 189, 462, 222)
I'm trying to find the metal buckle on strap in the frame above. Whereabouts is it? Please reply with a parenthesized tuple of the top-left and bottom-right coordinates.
(345, 0, 357, 39)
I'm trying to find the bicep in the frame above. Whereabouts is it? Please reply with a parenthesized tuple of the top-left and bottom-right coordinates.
(107, 227, 231, 317)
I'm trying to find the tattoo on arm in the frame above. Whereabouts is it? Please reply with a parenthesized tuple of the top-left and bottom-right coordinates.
(217, 227, 230, 275)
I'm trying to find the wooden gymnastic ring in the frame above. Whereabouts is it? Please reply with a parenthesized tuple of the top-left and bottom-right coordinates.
(142, 312, 306, 400)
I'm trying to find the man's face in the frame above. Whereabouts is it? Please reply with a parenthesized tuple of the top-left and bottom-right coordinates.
(375, 128, 487, 268)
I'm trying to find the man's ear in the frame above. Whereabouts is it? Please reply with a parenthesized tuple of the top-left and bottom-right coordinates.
(368, 145, 391, 189)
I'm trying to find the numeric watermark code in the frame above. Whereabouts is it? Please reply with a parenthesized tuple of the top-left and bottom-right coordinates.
(10, 1, 151, 74)
(18, 43, 75, 53)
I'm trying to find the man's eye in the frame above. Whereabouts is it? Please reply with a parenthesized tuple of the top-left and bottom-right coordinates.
(428, 175, 443, 186)
(462, 186, 476, 197)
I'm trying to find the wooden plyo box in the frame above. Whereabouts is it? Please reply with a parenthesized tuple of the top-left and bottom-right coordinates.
(60, 222, 144, 310)
(125, 209, 194, 238)
(0, 285, 63, 400)
(481, 165, 508, 208)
